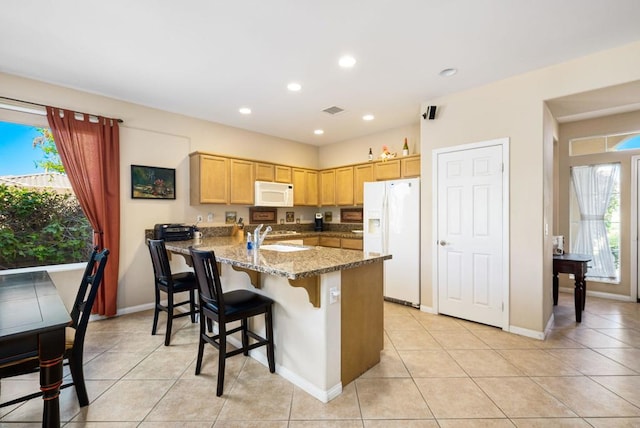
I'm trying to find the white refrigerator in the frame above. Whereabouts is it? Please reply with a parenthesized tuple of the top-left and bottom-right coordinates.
(364, 177, 420, 307)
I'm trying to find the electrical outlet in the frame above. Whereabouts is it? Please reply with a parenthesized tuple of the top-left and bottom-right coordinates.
(207, 212, 213, 222)
(329, 287, 340, 304)
(196, 215, 203, 222)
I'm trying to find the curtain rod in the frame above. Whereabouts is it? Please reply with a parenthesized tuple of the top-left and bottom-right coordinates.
(0, 96, 124, 123)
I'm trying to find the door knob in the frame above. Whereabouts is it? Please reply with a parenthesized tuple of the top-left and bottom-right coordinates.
(439, 240, 448, 246)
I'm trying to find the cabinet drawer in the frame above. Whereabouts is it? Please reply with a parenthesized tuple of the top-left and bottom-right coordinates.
(341, 238, 363, 250)
(303, 236, 320, 246)
(319, 236, 341, 248)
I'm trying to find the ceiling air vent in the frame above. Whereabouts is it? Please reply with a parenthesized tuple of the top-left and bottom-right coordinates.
(322, 106, 344, 115)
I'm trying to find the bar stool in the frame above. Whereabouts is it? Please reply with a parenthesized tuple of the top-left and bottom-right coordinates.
(189, 247, 275, 396)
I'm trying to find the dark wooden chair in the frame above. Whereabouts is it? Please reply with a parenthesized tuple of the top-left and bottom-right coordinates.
(189, 247, 275, 396)
(147, 239, 198, 346)
(0, 247, 110, 408)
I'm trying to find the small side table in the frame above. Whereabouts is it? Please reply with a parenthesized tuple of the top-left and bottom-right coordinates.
(553, 253, 592, 322)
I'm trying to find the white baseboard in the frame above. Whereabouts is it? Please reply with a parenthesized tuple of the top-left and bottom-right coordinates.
(507, 324, 545, 340)
(543, 313, 555, 339)
(419, 305, 436, 314)
(88, 302, 155, 322)
(559, 286, 635, 302)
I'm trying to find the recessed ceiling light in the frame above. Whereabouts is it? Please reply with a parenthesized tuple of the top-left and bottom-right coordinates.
(339, 55, 356, 68)
(314, 129, 324, 135)
(287, 82, 302, 91)
(239, 107, 252, 115)
(362, 114, 374, 121)
(439, 68, 458, 77)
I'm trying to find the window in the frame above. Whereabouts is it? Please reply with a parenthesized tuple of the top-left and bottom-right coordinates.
(569, 163, 620, 282)
(0, 120, 92, 270)
(570, 131, 640, 155)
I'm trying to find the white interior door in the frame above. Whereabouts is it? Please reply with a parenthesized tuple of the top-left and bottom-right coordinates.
(435, 142, 505, 327)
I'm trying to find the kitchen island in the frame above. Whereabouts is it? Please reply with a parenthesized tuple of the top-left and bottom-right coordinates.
(165, 235, 390, 402)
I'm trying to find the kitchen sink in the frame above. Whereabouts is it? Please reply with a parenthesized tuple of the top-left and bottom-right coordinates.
(259, 244, 309, 252)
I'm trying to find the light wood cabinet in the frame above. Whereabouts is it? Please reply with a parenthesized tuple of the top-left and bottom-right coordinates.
(190, 153, 229, 204)
(319, 169, 336, 206)
(306, 170, 318, 206)
(275, 165, 292, 183)
(319, 236, 341, 248)
(335, 166, 354, 206)
(341, 238, 363, 250)
(255, 162, 274, 182)
(353, 163, 374, 205)
(401, 155, 420, 177)
(230, 159, 255, 204)
(292, 168, 318, 206)
(303, 236, 320, 246)
(190, 151, 419, 206)
(374, 159, 401, 181)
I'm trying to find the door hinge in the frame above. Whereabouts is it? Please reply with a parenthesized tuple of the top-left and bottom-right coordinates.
(502, 302, 504, 311)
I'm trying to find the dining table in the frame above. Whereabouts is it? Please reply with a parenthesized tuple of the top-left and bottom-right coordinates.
(0, 270, 71, 428)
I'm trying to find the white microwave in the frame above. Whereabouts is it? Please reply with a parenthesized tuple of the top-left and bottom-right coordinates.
(254, 181, 294, 207)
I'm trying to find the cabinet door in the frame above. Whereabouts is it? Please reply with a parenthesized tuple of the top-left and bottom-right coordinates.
(190, 154, 228, 204)
(292, 168, 307, 205)
(401, 156, 421, 177)
(353, 163, 374, 205)
(319, 169, 336, 206)
(230, 159, 255, 204)
(306, 170, 319, 206)
(335, 166, 354, 206)
(275, 165, 292, 183)
(255, 162, 275, 182)
(374, 159, 401, 181)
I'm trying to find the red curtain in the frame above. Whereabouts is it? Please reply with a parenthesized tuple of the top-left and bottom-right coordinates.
(46, 107, 120, 316)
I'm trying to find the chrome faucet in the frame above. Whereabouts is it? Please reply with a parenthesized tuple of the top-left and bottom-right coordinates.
(253, 224, 263, 247)
(258, 226, 272, 248)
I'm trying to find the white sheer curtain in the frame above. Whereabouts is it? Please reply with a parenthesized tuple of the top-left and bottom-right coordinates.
(571, 163, 619, 279)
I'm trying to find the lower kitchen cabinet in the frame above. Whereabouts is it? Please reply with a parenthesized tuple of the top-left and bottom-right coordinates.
(302, 236, 320, 246)
(341, 238, 363, 250)
(319, 236, 341, 248)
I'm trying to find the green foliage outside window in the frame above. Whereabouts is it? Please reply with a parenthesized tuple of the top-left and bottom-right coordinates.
(0, 184, 92, 269)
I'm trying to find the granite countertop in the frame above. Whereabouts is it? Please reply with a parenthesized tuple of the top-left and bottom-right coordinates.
(164, 235, 389, 280)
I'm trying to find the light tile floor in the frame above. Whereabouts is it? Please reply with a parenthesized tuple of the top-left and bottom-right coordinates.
(3, 293, 640, 427)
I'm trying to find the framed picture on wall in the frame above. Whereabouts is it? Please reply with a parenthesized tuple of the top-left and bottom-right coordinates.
(131, 165, 176, 200)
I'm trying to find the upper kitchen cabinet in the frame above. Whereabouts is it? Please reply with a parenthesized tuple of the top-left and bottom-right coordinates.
(230, 159, 255, 204)
(335, 166, 354, 206)
(190, 153, 229, 204)
(255, 162, 274, 182)
(353, 163, 373, 205)
(401, 155, 421, 177)
(292, 168, 318, 206)
(319, 169, 336, 206)
(275, 165, 292, 183)
(374, 159, 401, 181)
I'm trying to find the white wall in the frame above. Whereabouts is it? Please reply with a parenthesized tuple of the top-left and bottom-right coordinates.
(318, 123, 420, 169)
(420, 41, 640, 334)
